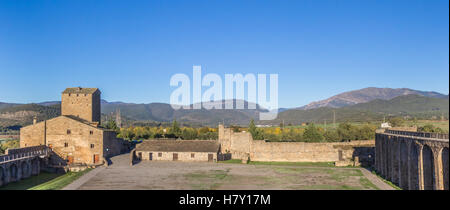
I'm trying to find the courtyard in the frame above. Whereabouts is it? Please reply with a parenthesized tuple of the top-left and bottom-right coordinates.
(63, 153, 394, 190)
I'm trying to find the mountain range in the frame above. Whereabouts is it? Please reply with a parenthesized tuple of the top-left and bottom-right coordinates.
(297, 87, 447, 110)
(0, 87, 448, 128)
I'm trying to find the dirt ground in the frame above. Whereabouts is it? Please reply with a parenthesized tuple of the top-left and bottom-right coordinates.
(71, 153, 391, 190)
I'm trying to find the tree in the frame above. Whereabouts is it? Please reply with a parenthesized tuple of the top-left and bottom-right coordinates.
(170, 119, 181, 137)
(104, 120, 118, 130)
(248, 119, 257, 139)
(303, 123, 324, 142)
(388, 117, 404, 127)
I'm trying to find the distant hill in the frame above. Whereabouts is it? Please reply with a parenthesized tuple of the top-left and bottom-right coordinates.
(297, 87, 447, 110)
(0, 104, 60, 127)
(261, 94, 449, 125)
(1, 87, 448, 128)
(102, 99, 267, 126)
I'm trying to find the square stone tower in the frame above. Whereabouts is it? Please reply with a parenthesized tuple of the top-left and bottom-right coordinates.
(61, 87, 101, 124)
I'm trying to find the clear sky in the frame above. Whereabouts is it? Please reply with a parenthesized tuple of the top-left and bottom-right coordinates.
(0, 0, 448, 108)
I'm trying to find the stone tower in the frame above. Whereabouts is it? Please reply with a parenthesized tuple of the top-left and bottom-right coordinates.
(61, 87, 101, 124)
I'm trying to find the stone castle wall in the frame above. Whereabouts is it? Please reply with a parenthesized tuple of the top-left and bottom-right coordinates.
(218, 125, 375, 164)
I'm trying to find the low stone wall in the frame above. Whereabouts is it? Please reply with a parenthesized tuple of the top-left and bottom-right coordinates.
(218, 125, 374, 165)
(250, 140, 374, 163)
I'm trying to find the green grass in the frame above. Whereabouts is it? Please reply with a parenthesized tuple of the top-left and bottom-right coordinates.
(29, 168, 92, 190)
(1, 169, 92, 190)
(219, 159, 336, 167)
(184, 169, 230, 190)
(0, 172, 63, 190)
(249, 161, 335, 167)
(219, 159, 243, 164)
(370, 170, 401, 190)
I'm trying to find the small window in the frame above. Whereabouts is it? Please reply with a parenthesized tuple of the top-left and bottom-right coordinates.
(158, 153, 162, 157)
(67, 129, 71, 134)
(90, 144, 94, 148)
(90, 130, 94, 135)
(191, 153, 195, 158)
(64, 142, 68, 147)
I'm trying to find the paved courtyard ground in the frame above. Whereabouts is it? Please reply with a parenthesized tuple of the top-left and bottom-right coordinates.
(64, 153, 394, 190)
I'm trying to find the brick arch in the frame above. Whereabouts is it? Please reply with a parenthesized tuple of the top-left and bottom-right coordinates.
(399, 139, 409, 189)
(409, 142, 420, 190)
(422, 145, 434, 190)
(441, 147, 449, 190)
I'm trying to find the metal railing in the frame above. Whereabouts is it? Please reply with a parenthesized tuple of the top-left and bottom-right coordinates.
(385, 129, 449, 140)
(0, 145, 51, 164)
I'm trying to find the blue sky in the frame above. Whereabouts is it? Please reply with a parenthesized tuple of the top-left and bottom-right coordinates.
(0, 0, 448, 108)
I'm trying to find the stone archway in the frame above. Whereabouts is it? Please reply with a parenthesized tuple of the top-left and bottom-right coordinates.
(392, 140, 400, 184)
(31, 158, 40, 176)
(409, 143, 420, 190)
(0, 166, 4, 186)
(21, 161, 30, 179)
(399, 140, 409, 189)
(9, 163, 18, 182)
(442, 147, 449, 190)
(422, 145, 434, 190)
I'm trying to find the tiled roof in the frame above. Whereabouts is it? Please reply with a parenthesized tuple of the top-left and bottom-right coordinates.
(62, 87, 99, 94)
(136, 140, 220, 153)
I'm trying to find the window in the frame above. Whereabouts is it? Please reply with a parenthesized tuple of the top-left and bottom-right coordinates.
(90, 144, 94, 148)
(67, 129, 71, 134)
(90, 130, 94, 135)
(158, 153, 162, 157)
(64, 142, 68, 147)
(191, 153, 195, 158)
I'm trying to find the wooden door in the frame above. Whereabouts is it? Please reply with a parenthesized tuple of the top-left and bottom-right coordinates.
(173, 153, 178, 161)
(94, 154, 100, 164)
(208, 154, 214, 162)
(149, 153, 153, 161)
(67, 156, 74, 164)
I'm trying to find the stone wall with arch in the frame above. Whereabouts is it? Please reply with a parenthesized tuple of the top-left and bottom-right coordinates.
(376, 130, 449, 190)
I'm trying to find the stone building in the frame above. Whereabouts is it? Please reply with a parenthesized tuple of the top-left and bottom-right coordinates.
(134, 140, 220, 162)
(20, 87, 128, 166)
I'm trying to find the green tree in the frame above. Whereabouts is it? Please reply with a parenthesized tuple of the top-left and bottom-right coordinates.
(248, 119, 257, 139)
(324, 130, 339, 142)
(303, 123, 324, 142)
(104, 120, 118, 130)
(388, 117, 404, 127)
(170, 119, 181, 137)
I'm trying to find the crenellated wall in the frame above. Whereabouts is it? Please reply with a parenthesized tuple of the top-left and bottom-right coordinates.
(375, 130, 449, 190)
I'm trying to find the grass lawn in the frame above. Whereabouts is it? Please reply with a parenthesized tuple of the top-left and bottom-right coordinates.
(0, 168, 92, 190)
(220, 159, 335, 167)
